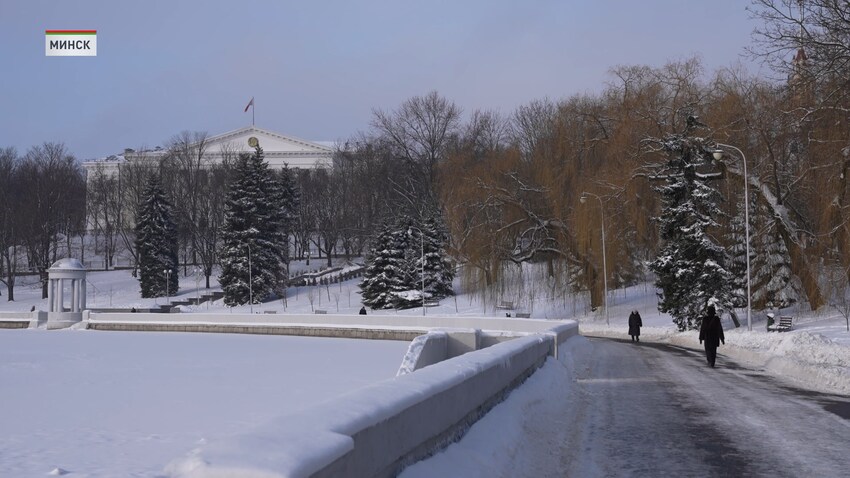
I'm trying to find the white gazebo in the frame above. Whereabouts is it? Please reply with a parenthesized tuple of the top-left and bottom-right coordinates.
(46, 258, 87, 330)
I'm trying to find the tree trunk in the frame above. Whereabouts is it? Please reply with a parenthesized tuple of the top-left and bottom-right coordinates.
(777, 226, 823, 309)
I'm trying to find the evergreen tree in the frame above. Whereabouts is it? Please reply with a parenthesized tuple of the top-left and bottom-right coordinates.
(360, 214, 456, 310)
(416, 215, 454, 300)
(219, 146, 287, 306)
(649, 134, 734, 331)
(360, 221, 411, 309)
(727, 194, 797, 311)
(727, 197, 751, 308)
(277, 164, 299, 270)
(135, 175, 179, 298)
(750, 200, 797, 310)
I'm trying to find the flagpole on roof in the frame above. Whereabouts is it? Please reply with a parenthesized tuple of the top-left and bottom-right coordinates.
(244, 97, 255, 126)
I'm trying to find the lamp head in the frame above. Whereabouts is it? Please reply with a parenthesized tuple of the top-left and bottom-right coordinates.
(712, 149, 724, 161)
(580, 195, 587, 204)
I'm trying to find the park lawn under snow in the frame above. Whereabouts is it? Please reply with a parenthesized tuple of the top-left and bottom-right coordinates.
(2, 260, 850, 475)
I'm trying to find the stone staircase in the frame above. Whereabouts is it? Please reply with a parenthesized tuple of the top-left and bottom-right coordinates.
(157, 291, 224, 313)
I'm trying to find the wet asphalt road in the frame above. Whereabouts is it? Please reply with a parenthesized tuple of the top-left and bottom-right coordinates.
(555, 337, 850, 477)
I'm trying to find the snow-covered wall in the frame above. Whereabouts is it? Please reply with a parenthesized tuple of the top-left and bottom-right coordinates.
(86, 311, 569, 335)
(166, 334, 575, 477)
(164, 320, 579, 478)
(0, 311, 45, 328)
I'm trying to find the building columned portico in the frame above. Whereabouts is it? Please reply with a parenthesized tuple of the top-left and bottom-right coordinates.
(46, 258, 87, 329)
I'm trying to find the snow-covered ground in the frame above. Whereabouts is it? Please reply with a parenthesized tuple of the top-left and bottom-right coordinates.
(0, 329, 408, 477)
(2, 260, 850, 476)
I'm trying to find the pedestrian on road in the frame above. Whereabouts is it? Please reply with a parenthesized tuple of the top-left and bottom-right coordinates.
(699, 305, 725, 367)
(628, 310, 642, 342)
(359, 306, 367, 315)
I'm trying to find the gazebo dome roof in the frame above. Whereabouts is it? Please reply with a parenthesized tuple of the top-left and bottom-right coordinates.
(49, 258, 86, 271)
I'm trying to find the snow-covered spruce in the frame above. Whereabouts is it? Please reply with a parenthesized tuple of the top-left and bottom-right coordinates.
(361, 215, 455, 310)
(135, 175, 179, 298)
(649, 133, 734, 331)
(360, 220, 414, 309)
(218, 146, 290, 306)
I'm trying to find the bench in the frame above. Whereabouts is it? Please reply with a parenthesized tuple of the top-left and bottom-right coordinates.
(768, 315, 793, 332)
(263, 310, 276, 314)
(424, 300, 440, 308)
(515, 312, 531, 318)
(314, 309, 327, 314)
(495, 301, 514, 310)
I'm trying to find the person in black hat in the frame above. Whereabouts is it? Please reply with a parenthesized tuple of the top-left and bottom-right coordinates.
(699, 305, 725, 367)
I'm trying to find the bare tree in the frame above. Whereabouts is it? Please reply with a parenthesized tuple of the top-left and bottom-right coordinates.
(18, 143, 85, 298)
(372, 91, 462, 207)
(86, 162, 121, 268)
(0, 147, 20, 300)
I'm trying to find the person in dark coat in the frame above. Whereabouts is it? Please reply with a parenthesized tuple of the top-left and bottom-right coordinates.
(699, 305, 725, 367)
(359, 306, 367, 315)
(628, 310, 642, 342)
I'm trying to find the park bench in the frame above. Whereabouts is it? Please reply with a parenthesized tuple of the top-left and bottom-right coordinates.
(314, 309, 327, 314)
(495, 300, 515, 310)
(515, 312, 531, 318)
(424, 300, 440, 308)
(767, 315, 793, 332)
(263, 310, 276, 314)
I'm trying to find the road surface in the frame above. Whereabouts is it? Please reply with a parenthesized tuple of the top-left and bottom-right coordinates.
(554, 337, 850, 477)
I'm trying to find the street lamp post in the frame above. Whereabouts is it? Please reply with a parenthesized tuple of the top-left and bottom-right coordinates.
(247, 243, 253, 314)
(407, 227, 426, 316)
(194, 267, 201, 306)
(580, 192, 608, 326)
(163, 268, 171, 306)
(713, 143, 752, 332)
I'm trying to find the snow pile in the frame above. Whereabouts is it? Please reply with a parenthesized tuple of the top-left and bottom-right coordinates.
(400, 336, 592, 478)
(721, 329, 850, 394)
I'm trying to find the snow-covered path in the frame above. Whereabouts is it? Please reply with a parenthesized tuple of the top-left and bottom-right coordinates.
(558, 338, 850, 477)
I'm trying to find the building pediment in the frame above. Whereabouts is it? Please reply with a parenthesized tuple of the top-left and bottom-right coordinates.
(207, 126, 333, 155)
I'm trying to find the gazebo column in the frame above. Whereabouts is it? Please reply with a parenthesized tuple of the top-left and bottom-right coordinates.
(72, 279, 79, 313)
(80, 280, 86, 310)
(57, 279, 64, 312)
(47, 279, 54, 312)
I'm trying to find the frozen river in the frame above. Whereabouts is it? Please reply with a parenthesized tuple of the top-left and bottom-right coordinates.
(0, 329, 409, 477)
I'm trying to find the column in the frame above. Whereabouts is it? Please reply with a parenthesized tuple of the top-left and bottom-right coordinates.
(80, 279, 86, 310)
(72, 279, 79, 313)
(47, 279, 54, 312)
(57, 279, 64, 313)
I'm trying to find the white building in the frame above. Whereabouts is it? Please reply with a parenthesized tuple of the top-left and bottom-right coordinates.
(82, 125, 334, 178)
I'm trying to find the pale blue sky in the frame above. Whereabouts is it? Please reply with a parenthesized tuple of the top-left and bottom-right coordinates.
(0, 1, 759, 159)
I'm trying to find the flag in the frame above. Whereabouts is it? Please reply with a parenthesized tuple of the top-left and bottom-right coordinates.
(244, 97, 254, 112)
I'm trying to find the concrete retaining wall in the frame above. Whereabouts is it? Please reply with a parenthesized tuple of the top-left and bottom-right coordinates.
(86, 311, 567, 335)
(84, 310, 579, 477)
(88, 322, 426, 342)
(169, 328, 578, 478)
(0, 311, 46, 328)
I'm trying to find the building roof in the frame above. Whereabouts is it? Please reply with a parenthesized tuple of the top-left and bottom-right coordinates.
(83, 125, 334, 171)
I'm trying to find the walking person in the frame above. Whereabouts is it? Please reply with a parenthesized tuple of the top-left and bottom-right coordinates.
(699, 305, 725, 367)
(359, 306, 367, 315)
(628, 310, 642, 342)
